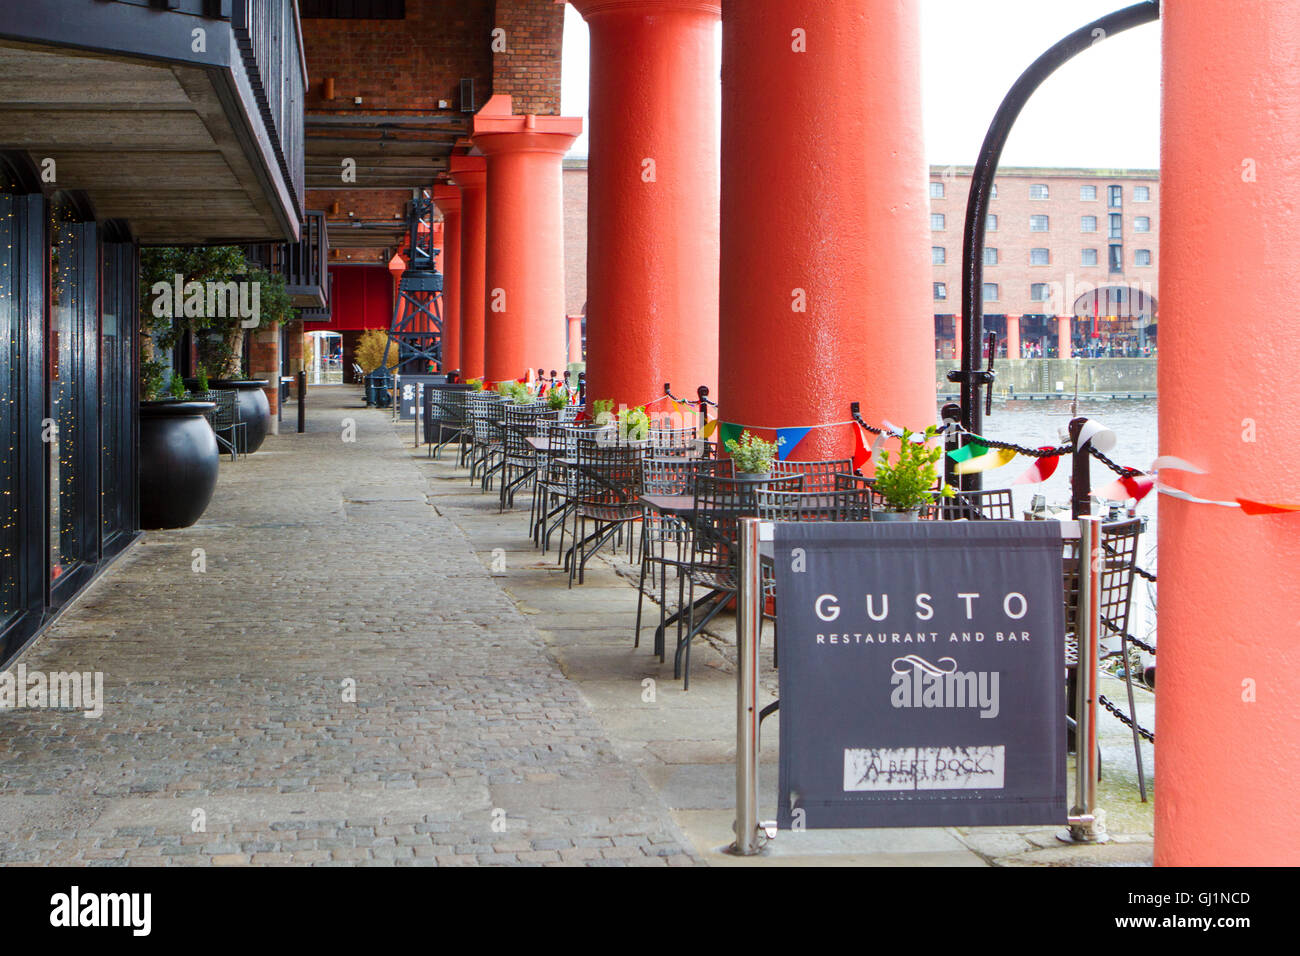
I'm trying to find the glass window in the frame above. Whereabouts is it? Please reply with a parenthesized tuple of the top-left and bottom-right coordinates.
(1030, 247, 1050, 266)
(990, 183, 998, 199)
(1108, 184, 1123, 207)
(1031, 283, 1051, 302)
(1109, 213, 1123, 238)
(931, 246, 946, 265)
(931, 213, 945, 230)
(1135, 249, 1152, 266)
(982, 283, 999, 302)
(1081, 215, 1098, 232)
(1109, 244, 1124, 273)
(1080, 185, 1097, 201)
(1134, 185, 1151, 202)
(930, 181, 945, 199)
(1081, 248, 1098, 266)
(1030, 214, 1049, 232)
(983, 247, 998, 266)
(934, 282, 947, 300)
(1134, 216, 1151, 232)
(985, 214, 998, 231)
(1030, 184, 1050, 200)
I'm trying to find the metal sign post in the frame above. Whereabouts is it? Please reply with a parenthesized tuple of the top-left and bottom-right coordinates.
(1064, 515, 1109, 843)
(730, 517, 763, 856)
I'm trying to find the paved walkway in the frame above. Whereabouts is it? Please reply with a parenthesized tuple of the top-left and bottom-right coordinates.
(0, 388, 696, 866)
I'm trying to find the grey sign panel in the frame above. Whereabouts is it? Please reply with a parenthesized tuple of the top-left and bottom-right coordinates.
(774, 521, 1067, 830)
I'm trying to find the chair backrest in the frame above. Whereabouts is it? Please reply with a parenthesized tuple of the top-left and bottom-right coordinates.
(574, 439, 643, 510)
(648, 426, 699, 457)
(209, 389, 239, 429)
(690, 474, 805, 569)
(641, 456, 733, 497)
(772, 458, 855, 493)
(937, 488, 1015, 520)
(1063, 518, 1143, 645)
(503, 404, 559, 460)
(755, 487, 874, 522)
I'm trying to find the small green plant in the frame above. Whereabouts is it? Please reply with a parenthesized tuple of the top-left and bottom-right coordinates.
(725, 430, 783, 474)
(467, 377, 485, 392)
(873, 425, 955, 513)
(142, 359, 167, 401)
(591, 398, 614, 424)
(168, 372, 187, 400)
(547, 389, 567, 410)
(618, 405, 650, 440)
(195, 366, 210, 393)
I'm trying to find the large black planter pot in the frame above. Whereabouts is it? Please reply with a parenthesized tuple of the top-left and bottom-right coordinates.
(139, 401, 220, 530)
(209, 379, 271, 453)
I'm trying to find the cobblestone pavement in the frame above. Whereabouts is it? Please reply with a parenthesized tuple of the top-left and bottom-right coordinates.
(0, 388, 698, 866)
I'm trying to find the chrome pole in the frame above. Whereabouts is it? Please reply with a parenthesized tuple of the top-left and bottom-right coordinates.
(731, 517, 762, 855)
(1066, 515, 1107, 842)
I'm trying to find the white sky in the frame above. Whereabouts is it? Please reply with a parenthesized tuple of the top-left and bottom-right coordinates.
(560, 0, 1161, 169)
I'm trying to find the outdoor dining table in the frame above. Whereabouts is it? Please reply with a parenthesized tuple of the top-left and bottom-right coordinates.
(525, 436, 554, 453)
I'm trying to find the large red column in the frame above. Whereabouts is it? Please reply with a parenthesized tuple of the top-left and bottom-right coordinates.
(1005, 314, 1020, 360)
(472, 95, 581, 383)
(1157, 2, 1300, 866)
(449, 154, 487, 380)
(433, 184, 463, 373)
(572, 0, 720, 409)
(719, 1, 934, 460)
(1057, 315, 1072, 359)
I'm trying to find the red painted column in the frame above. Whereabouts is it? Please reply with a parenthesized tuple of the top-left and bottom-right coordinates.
(449, 154, 487, 380)
(472, 95, 581, 383)
(1158, 2, 1300, 866)
(433, 184, 463, 373)
(572, 0, 721, 409)
(720, 2, 935, 460)
(567, 314, 583, 364)
(1005, 314, 1020, 360)
(1057, 315, 1072, 359)
(953, 315, 963, 363)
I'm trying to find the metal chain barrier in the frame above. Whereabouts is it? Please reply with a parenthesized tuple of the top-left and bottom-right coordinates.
(1098, 693, 1156, 743)
(1088, 444, 1145, 478)
(1102, 618, 1157, 656)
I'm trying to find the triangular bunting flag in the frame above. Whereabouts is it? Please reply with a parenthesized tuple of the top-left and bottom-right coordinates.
(953, 447, 1018, 475)
(1012, 448, 1061, 485)
(700, 419, 718, 440)
(1094, 474, 1156, 503)
(776, 427, 812, 461)
(1236, 498, 1300, 515)
(718, 422, 745, 449)
(852, 424, 871, 472)
(948, 440, 989, 463)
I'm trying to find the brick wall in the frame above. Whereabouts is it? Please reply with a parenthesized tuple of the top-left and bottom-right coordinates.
(563, 161, 587, 315)
(491, 0, 565, 115)
(302, 0, 493, 113)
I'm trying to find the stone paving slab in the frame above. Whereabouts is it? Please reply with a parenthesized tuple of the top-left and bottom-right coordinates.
(0, 387, 699, 867)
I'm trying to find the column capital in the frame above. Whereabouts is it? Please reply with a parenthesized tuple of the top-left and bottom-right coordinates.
(571, 0, 720, 20)
(433, 183, 462, 214)
(448, 155, 487, 190)
(471, 95, 582, 158)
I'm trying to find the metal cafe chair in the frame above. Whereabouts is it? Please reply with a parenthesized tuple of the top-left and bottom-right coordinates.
(426, 386, 470, 460)
(675, 474, 803, 689)
(772, 457, 854, 493)
(466, 392, 507, 490)
(566, 439, 644, 587)
(193, 390, 237, 462)
(634, 456, 734, 651)
(533, 421, 610, 556)
(936, 487, 1015, 520)
(499, 403, 559, 511)
(1063, 517, 1145, 794)
(648, 426, 699, 458)
(205, 388, 245, 462)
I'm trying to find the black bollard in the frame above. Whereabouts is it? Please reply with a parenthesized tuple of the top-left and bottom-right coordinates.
(297, 370, 306, 434)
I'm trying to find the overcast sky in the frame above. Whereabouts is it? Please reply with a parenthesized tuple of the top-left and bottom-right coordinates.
(560, 0, 1161, 169)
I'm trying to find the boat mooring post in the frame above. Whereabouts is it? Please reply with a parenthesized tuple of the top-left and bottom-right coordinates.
(1068, 417, 1092, 519)
(1064, 515, 1109, 843)
(731, 517, 764, 855)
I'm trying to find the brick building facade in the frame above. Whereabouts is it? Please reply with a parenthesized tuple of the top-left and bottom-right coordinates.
(929, 166, 1160, 358)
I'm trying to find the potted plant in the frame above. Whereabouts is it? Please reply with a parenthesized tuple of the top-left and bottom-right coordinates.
(617, 405, 650, 442)
(725, 430, 783, 481)
(142, 246, 294, 453)
(547, 388, 568, 411)
(137, 369, 219, 530)
(873, 425, 955, 520)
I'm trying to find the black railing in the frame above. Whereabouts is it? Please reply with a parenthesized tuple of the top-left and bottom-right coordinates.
(233, 0, 307, 216)
(245, 209, 330, 308)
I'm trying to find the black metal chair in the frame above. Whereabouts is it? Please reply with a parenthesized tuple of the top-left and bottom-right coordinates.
(675, 474, 803, 688)
(466, 393, 507, 490)
(937, 487, 1015, 520)
(208, 388, 245, 461)
(635, 457, 734, 651)
(566, 439, 644, 587)
(772, 458, 854, 493)
(499, 403, 558, 511)
(648, 426, 700, 458)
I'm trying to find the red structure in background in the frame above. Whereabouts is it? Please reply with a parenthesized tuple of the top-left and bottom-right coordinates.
(303, 265, 395, 380)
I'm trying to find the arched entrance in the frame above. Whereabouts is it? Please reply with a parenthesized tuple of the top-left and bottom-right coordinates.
(1072, 285, 1158, 357)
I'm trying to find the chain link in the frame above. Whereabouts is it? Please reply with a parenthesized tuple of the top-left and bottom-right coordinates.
(1088, 444, 1145, 478)
(1102, 619, 1157, 656)
(1098, 693, 1156, 743)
